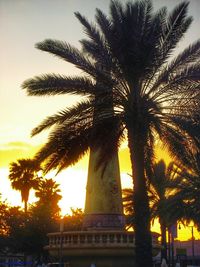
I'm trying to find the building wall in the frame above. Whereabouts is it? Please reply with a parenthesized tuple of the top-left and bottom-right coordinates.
(174, 240, 200, 257)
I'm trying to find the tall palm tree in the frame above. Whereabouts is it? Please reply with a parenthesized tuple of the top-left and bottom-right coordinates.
(22, 1, 200, 266)
(9, 159, 41, 213)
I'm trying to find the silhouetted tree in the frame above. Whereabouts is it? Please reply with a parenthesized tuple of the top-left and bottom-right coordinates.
(63, 208, 84, 231)
(149, 161, 184, 261)
(23, 1, 200, 266)
(35, 178, 61, 219)
(123, 160, 189, 260)
(9, 159, 41, 213)
(0, 195, 9, 236)
(177, 152, 200, 229)
(0, 179, 61, 259)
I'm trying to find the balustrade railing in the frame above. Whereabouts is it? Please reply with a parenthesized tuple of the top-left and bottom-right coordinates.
(48, 231, 159, 249)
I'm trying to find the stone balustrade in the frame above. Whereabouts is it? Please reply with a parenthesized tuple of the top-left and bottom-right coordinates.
(47, 231, 159, 249)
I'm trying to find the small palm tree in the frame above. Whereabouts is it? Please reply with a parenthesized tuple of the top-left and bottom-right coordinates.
(9, 159, 41, 213)
(177, 152, 200, 227)
(35, 178, 61, 213)
(22, 1, 200, 266)
(149, 160, 185, 260)
(123, 160, 186, 260)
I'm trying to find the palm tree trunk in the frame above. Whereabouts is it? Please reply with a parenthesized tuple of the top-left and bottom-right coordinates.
(24, 201, 27, 215)
(128, 129, 153, 267)
(160, 219, 167, 261)
(24, 201, 28, 267)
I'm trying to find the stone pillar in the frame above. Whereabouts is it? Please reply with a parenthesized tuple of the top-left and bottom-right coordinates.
(83, 147, 125, 230)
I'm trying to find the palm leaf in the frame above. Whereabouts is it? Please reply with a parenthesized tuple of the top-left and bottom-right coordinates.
(35, 122, 92, 173)
(31, 100, 94, 136)
(22, 74, 96, 96)
(75, 12, 113, 66)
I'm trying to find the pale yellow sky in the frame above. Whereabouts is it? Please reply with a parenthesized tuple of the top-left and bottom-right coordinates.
(0, 0, 199, 145)
(0, 0, 200, 240)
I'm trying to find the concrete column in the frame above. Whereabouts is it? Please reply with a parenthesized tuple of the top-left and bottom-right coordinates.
(83, 146, 125, 230)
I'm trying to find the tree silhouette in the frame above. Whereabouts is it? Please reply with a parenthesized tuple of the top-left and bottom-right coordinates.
(178, 152, 200, 228)
(35, 178, 61, 219)
(9, 159, 41, 213)
(123, 160, 186, 261)
(22, 1, 200, 266)
(0, 180, 61, 260)
(149, 161, 185, 261)
(63, 208, 84, 231)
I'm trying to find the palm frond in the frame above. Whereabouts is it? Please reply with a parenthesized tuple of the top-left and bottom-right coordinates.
(159, 123, 192, 168)
(110, 0, 124, 26)
(92, 115, 125, 169)
(169, 116, 200, 152)
(109, 1, 157, 80)
(161, 1, 192, 58)
(140, 7, 167, 92)
(34, 109, 122, 173)
(75, 12, 103, 45)
(167, 63, 200, 90)
(35, 122, 92, 173)
(149, 40, 200, 93)
(22, 74, 96, 96)
(95, 8, 112, 46)
(75, 12, 113, 66)
(36, 39, 112, 82)
(167, 40, 200, 72)
(31, 100, 94, 136)
(151, 65, 200, 106)
(144, 1, 192, 95)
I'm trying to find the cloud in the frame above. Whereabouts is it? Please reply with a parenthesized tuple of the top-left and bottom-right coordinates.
(0, 141, 32, 151)
(0, 141, 41, 168)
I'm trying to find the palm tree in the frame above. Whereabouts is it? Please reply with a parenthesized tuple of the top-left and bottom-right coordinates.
(122, 187, 135, 229)
(177, 152, 200, 228)
(22, 1, 200, 266)
(9, 159, 41, 213)
(149, 160, 185, 261)
(25, 179, 61, 257)
(123, 160, 186, 261)
(35, 178, 61, 219)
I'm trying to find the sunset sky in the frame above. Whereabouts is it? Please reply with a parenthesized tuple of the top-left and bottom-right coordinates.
(0, 0, 200, 240)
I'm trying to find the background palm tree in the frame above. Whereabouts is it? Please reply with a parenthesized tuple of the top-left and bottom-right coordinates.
(35, 178, 61, 219)
(9, 159, 41, 213)
(177, 152, 200, 228)
(22, 1, 200, 266)
(123, 160, 187, 261)
(122, 187, 135, 229)
(149, 160, 185, 260)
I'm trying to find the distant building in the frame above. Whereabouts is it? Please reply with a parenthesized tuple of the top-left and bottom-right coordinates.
(174, 240, 200, 257)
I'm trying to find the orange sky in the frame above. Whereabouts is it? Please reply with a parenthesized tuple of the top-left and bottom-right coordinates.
(1, 143, 200, 241)
(0, 0, 200, 241)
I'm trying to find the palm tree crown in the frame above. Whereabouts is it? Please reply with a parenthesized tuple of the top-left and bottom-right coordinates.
(22, 1, 200, 266)
(35, 178, 61, 203)
(35, 178, 61, 219)
(9, 159, 41, 213)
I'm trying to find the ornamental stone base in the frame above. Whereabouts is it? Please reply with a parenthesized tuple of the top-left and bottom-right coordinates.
(46, 230, 160, 267)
